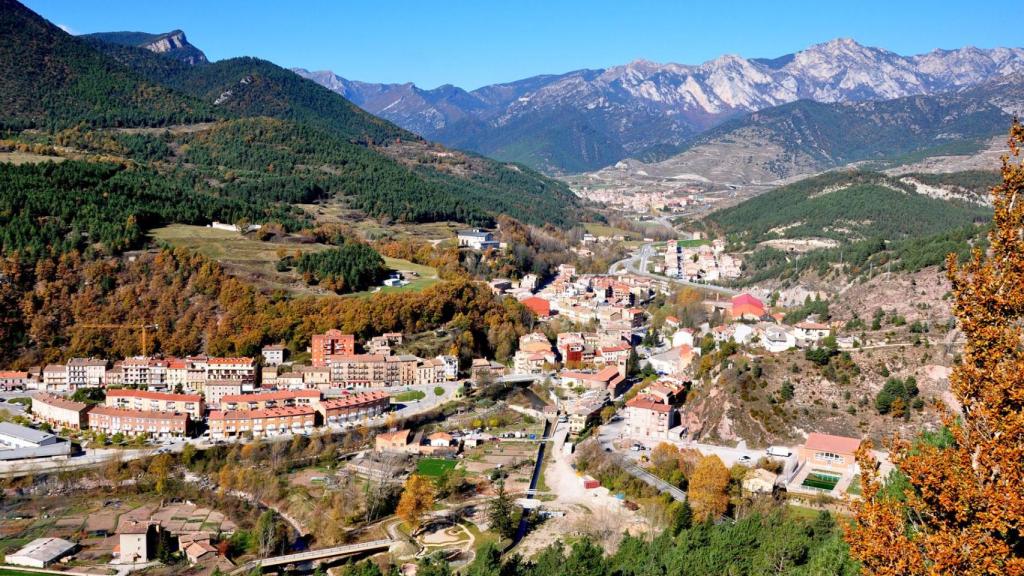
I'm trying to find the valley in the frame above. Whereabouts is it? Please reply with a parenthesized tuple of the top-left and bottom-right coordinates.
(0, 1, 1021, 575)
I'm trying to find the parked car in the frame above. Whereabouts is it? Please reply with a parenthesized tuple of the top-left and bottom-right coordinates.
(737, 455, 753, 466)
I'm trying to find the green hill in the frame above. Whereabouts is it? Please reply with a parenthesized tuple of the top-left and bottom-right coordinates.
(0, 0, 580, 247)
(707, 170, 994, 283)
(0, 0, 212, 130)
(708, 170, 991, 247)
(81, 27, 581, 227)
(83, 38, 407, 145)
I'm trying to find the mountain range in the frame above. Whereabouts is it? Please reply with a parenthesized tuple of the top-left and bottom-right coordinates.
(296, 39, 1024, 174)
(0, 0, 580, 231)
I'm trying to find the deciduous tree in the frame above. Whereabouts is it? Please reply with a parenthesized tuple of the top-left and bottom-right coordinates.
(688, 454, 730, 521)
(847, 120, 1024, 575)
(396, 474, 435, 533)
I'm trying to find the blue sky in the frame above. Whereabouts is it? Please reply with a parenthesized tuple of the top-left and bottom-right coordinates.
(25, 0, 1023, 90)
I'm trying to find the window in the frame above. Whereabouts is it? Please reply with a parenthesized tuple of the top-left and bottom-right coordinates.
(815, 451, 844, 464)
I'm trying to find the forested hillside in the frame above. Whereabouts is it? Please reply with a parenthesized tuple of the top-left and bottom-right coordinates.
(707, 170, 994, 284)
(87, 38, 407, 145)
(709, 170, 991, 246)
(0, 0, 580, 241)
(0, 0, 212, 130)
(0, 160, 310, 262)
(0, 248, 533, 368)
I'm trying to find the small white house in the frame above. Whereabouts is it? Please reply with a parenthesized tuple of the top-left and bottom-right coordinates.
(794, 321, 831, 343)
(733, 323, 756, 345)
(762, 325, 796, 353)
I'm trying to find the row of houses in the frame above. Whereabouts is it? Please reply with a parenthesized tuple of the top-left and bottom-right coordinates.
(29, 388, 391, 439)
(4, 351, 461, 395)
(2, 356, 259, 393)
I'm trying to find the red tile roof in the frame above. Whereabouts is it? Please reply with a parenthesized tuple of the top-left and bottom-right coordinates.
(33, 393, 89, 412)
(220, 390, 321, 403)
(522, 296, 551, 316)
(106, 389, 202, 402)
(804, 432, 861, 454)
(208, 405, 316, 421)
(89, 405, 189, 421)
(322, 390, 389, 406)
(626, 395, 673, 413)
(207, 357, 254, 365)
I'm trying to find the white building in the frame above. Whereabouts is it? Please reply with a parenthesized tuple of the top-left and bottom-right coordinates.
(671, 328, 695, 348)
(437, 355, 459, 381)
(66, 358, 106, 388)
(6, 537, 77, 568)
(456, 229, 499, 251)
(0, 422, 59, 449)
(262, 344, 286, 366)
(762, 325, 797, 353)
(794, 321, 831, 344)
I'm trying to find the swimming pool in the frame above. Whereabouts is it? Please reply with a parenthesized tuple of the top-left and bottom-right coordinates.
(802, 470, 841, 491)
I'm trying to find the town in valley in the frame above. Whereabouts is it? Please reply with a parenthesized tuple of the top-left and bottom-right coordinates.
(0, 1, 1020, 575)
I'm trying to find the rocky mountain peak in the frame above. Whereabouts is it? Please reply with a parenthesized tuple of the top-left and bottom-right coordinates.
(142, 30, 207, 65)
(299, 38, 1024, 174)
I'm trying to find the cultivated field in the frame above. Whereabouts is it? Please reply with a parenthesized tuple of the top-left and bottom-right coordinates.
(150, 224, 439, 296)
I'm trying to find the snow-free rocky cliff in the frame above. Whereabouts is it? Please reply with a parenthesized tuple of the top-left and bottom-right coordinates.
(297, 38, 1024, 173)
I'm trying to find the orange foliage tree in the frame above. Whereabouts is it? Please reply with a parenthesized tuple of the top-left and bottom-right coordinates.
(846, 120, 1024, 575)
(396, 474, 435, 533)
(688, 454, 731, 521)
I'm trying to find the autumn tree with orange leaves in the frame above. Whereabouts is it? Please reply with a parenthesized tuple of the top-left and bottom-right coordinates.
(846, 120, 1024, 575)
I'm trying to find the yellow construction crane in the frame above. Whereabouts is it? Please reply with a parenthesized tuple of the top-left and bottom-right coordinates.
(76, 323, 159, 356)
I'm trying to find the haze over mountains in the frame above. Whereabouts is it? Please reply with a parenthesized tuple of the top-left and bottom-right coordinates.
(296, 39, 1024, 174)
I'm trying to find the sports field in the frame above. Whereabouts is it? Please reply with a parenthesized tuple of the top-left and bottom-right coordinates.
(417, 458, 456, 477)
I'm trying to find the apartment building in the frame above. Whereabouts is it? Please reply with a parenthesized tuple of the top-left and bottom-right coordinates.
(437, 355, 458, 381)
(325, 354, 417, 387)
(207, 406, 316, 439)
(66, 358, 106, 388)
(42, 365, 68, 391)
(367, 333, 402, 355)
(203, 381, 244, 408)
(262, 344, 286, 366)
(105, 389, 205, 419)
(623, 395, 677, 440)
(88, 406, 189, 437)
(165, 357, 208, 392)
(298, 365, 331, 388)
(311, 330, 356, 367)
(204, 357, 255, 384)
(31, 393, 91, 430)
(416, 358, 447, 385)
(121, 358, 169, 389)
